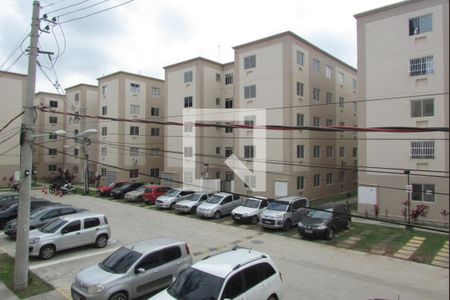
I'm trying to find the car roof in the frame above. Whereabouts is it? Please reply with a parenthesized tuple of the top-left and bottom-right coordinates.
(275, 196, 306, 203)
(318, 202, 347, 209)
(0, 193, 18, 198)
(35, 205, 74, 211)
(193, 248, 268, 278)
(124, 237, 185, 254)
(59, 211, 105, 221)
(213, 192, 233, 197)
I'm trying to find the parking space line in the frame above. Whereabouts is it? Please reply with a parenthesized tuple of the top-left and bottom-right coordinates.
(57, 287, 71, 300)
(29, 246, 119, 270)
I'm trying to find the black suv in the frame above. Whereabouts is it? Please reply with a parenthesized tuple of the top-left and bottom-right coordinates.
(110, 182, 144, 199)
(297, 203, 351, 240)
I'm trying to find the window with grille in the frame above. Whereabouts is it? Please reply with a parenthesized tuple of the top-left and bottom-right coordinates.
(411, 99, 434, 117)
(409, 14, 432, 36)
(184, 71, 193, 83)
(244, 85, 256, 99)
(244, 55, 256, 69)
(184, 96, 193, 108)
(410, 56, 433, 76)
(410, 140, 435, 158)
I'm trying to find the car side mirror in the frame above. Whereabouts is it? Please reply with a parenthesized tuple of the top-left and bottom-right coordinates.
(136, 268, 145, 274)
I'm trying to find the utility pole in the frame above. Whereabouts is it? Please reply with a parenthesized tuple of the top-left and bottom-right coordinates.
(14, 0, 40, 290)
(79, 105, 89, 194)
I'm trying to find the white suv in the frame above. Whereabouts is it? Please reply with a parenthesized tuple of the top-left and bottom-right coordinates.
(150, 247, 283, 300)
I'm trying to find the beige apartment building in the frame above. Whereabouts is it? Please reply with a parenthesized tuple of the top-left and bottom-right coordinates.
(163, 31, 358, 199)
(96, 71, 165, 184)
(355, 0, 449, 224)
(0, 71, 26, 187)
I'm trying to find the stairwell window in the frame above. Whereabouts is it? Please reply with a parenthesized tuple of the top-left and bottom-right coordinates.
(49, 100, 58, 108)
(225, 98, 233, 109)
(151, 128, 160, 136)
(184, 71, 193, 83)
(326, 92, 332, 104)
(409, 14, 432, 36)
(411, 99, 434, 117)
(244, 145, 255, 158)
(184, 147, 193, 157)
(244, 85, 256, 99)
(225, 73, 233, 85)
(313, 145, 320, 158)
(313, 59, 320, 73)
(296, 82, 304, 97)
(102, 106, 107, 116)
(325, 66, 332, 79)
(338, 72, 344, 86)
(297, 51, 304, 66)
(130, 104, 140, 114)
(152, 87, 160, 97)
(244, 55, 256, 69)
(151, 107, 160, 116)
(410, 56, 433, 76)
(297, 176, 304, 190)
(296, 114, 304, 127)
(101, 127, 107, 136)
(297, 145, 304, 159)
(313, 116, 320, 127)
(184, 96, 193, 108)
(410, 140, 435, 159)
(313, 88, 320, 102)
(313, 175, 321, 187)
(130, 83, 140, 94)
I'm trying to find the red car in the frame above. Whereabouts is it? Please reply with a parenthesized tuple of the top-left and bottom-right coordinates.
(97, 182, 128, 197)
(143, 186, 171, 204)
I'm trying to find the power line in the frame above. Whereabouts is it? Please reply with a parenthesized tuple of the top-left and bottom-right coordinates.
(0, 27, 30, 71)
(0, 111, 25, 134)
(44, 0, 93, 14)
(55, 0, 112, 18)
(59, 0, 136, 24)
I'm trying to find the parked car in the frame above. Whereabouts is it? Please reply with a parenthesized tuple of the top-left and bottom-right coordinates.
(143, 186, 172, 204)
(97, 182, 128, 197)
(260, 196, 309, 231)
(150, 247, 283, 300)
(155, 189, 195, 209)
(71, 237, 192, 300)
(231, 196, 269, 224)
(0, 193, 18, 209)
(0, 198, 56, 229)
(196, 192, 242, 219)
(110, 182, 144, 199)
(28, 212, 110, 260)
(4, 205, 87, 239)
(298, 202, 351, 240)
(124, 185, 147, 202)
(174, 192, 214, 214)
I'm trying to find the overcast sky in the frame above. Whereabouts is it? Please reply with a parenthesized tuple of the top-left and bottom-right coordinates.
(1, 0, 399, 93)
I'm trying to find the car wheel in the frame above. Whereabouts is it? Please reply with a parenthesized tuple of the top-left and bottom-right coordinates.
(267, 295, 278, 300)
(190, 206, 197, 214)
(345, 219, 351, 230)
(326, 228, 334, 240)
(137, 196, 143, 202)
(95, 234, 109, 248)
(214, 211, 221, 219)
(169, 202, 175, 210)
(109, 291, 128, 300)
(39, 244, 55, 260)
(251, 215, 258, 224)
(283, 219, 292, 231)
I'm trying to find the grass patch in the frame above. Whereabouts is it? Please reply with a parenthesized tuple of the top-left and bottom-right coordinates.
(310, 190, 357, 207)
(0, 254, 54, 298)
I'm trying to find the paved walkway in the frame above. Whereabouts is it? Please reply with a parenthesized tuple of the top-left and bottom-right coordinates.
(431, 240, 449, 268)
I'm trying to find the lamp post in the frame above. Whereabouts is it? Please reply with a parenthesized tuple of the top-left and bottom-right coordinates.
(404, 170, 412, 230)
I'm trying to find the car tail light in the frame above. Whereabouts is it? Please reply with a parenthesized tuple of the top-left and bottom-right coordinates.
(185, 243, 190, 255)
(279, 272, 282, 282)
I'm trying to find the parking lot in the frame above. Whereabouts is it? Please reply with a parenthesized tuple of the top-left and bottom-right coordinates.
(0, 192, 448, 300)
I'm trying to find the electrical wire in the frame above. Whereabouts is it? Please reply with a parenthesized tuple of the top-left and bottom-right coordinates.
(0, 27, 30, 71)
(44, 0, 93, 14)
(56, 0, 112, 18)
(59, 0, 136, 24)
(0, 112, 25, 134)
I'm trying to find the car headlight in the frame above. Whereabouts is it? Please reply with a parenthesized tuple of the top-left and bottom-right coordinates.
(317, 224, 328, 230)
(275, 215, 283, 220)
(29, 237, 40, 244)
(242, 213, 249, 217)
(298, 222, 304, 227)
(87, 284, 104, 294)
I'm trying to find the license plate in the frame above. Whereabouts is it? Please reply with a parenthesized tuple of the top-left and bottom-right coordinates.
(263, 220, 271, 224)
(305, 230, 313, 234)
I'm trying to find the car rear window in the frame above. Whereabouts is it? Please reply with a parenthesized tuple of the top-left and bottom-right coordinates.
(161, 246, 182, 263)
(84, 217, 100, 229)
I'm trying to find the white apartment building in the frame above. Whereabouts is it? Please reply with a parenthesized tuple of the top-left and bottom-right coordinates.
(96, 71, 165, 184)
(355, 0, 449, 223)
(163, 31, 358, 199)
(0, 71, 26, 187)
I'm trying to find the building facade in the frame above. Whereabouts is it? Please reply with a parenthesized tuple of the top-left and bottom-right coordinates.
(355, 0, 449, 224)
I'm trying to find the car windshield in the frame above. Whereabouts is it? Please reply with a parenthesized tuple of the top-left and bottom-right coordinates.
(39, 218, 68, 233)
(0, 202, 17, 212)
(267, 201, 289, 212)
(30, 207, 47, 219)
(107, 182, 115, 188)
(135, 186, 145, 192)
(180, 194, 201, 202)
(243, 199, 261, 208)
(167, 267, 224, 300)
(120, 184, 131, 190)
(98, 247, 142, 274)
(206, 195, 222, 204)
(166, 189, 180, 197)
(305, 209, 333, 219)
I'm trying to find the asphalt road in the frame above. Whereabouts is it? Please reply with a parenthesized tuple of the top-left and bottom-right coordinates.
(0, 193, 448, 300)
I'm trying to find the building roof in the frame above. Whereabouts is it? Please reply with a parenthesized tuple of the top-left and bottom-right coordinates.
(164, 56, 226, 70)
(0, 71, 27, 78)
(65, 83, 98, 90)
(354, 0, 423, 18)
(97, 71, 164, 82)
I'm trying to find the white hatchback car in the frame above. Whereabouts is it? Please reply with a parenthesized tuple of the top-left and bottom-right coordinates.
(150, 247, 283, 300)
(231, 197, 269, 224)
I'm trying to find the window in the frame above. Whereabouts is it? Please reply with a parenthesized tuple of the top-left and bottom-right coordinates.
(339, 146, 345, 158)
(184, 96, 193, 108)
(352, 78, 357, 90)
(151, 107, 160, 116)
(244, 116, 255, 126)
(151, 128, 160, 136)
(296, 114, 304, 127)
(313, 59, 320, 73)
(130, 104, 140, 114)
(130, 147, 139, 157)
(353, 102, 357, 113)
(216, 73, 221, 82)
(62, 220, 80, 233)
(325, 66, 332, 79)
(101, 106, 107, 115)
(409, 14, 432, 36)
(326, 119, 333, 126)
(101, 147, 107, 156)
(411, 99, 434, 117)
(216, 147, 220, 155)
(244, 145, 255, 158)
(338, 72, 344, 85)
(244, 85, 256, 99)
(130, 126, 139, 136)
(225, 98, 233, 109)
(297, 176, 304, 190)
(49, 116, 57, 124)
(184, 71, 193, 83)
(326, 173, 333, 185)
(297, 82, 304, 97)
(161, 246, 182, 263)
(101, 127, 107, 136)
(150, 168, 160, 178)
(48, 148, 57, 155)
(49, 100, 58, 108)
(225, 124, 233, 133)
(313, 116, 320, 127)
(74, 148, 79, 156)
(216, 98, 221, 105)
(326, 92, 332, 104)
(410, 56, 433, 76)
(101, 85, 107, 96)
(297, 145, 304, 159)
(313, 88, 320, 102)
(150, 148, 160, 156)
(152, 87, 160, 97)
(101, 168, 106, 177)
(339, 97, 344, 108)
(129, 169, 139, 178)
(313, 145, 320, 158)
(244, 55, 256, 69)
(184, 124, 193, 133)
(412, 183, 435, 202)
(225, 147, 233, 157)
(225, 73, 233, 85)
(49, 133, 57, 140)
(244, 175, 256, 188)
(410, 140, 435, 158)
(48, 164, 56, 171)
(136, 252, 160, 271)
(326, 146, 333, 158)
(313, 174, 320, 187)
(130, 83, 140, 93)
(84, 218, 100, 229)
(297, 51, 304, 66)
(339, 171, 345, 183)
(184, 147, 193, 157)
(74, 93, 79, 102)
(222, 272, 245, 299)
(353, 147, 357, 158)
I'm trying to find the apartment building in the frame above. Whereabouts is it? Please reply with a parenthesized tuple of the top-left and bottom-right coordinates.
(64, 84, 99, 183)
(0, 71, 26, 187)
(96, 71, 165, 184)
(163, 31, 358, 199)
(355, 0, 449, 223)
